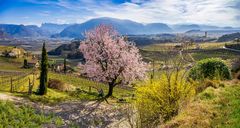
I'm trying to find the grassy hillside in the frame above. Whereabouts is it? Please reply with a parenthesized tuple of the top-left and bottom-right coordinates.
(140, 42, 240, 62)
(141, 42, 226, 52)
(0, 46, 132, 104)
(162, 81, 240, 128)
(191, 49, 240, 61)
(0, 43, 239, 127)
(20, 72, 133, 104)
(225, 42, 240, 50)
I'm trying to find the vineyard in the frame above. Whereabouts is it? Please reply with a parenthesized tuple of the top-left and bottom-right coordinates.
(48, 72, 133, 98)
(225, 43, 240, 50)
(0, 70, 35, 93)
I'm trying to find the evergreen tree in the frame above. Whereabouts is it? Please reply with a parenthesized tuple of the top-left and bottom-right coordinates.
(23, 59, 28, 68)
(63, 58, 67, 74)
(37, 42, 48, 95)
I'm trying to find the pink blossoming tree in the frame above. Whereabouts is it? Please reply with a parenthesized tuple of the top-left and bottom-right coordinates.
(79, 25, 147, 97)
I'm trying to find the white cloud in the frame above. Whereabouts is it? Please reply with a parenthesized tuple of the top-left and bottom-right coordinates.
(13, 0, 240, 27)
(85, 0, 240, 27)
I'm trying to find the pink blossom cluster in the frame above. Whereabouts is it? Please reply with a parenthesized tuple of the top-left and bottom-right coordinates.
(79, 25, 147, 86)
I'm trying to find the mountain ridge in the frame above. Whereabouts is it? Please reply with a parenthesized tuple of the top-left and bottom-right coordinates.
(1, 17, 240, 38)
(56, 17, 173, 38)
(40, 23, 71, 34)
(0, 24, 49, 37)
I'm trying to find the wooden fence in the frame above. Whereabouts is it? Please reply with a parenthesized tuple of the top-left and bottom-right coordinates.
(0, 70, 35, 94)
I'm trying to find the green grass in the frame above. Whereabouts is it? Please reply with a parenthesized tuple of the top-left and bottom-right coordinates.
(14, 89, 72, 104)
(141, 47, 239, 63)
(0, 72, 35, 93)
(191, 49, 240, 61)
(0, 100, 63, 128)
(197, 42, 226, 49)
(0, 53, 133, 104)
(0, 57, 24, 71)
(140, 42, 239, 63)
(10, 72, 133, 104)
(162, 82, 240, 128)
(211, 84, 240, 127)
(0, 57, 33, 72)
(140, 43, 178, 52)
(49, 72, 133, 99)
(140, 49, 180, 62)
(141, 42, 226, 52)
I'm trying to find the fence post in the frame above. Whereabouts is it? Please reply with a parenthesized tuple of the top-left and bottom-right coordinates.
(89, 86, 92, 93)
(28, 77, 33, 95)
(32, 74, 35, 86)
(10, 77, 13, 93)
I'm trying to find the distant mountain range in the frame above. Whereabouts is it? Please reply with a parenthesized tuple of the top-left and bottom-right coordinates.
(0, 24, 50, 37)
(172, 24, 240, 32)
(54, 17, 173, 38)
(173, 24, 201, 32)
(0, 30, 11, 39)
(0, 17, 240, 38)
(40, 23, 71, 34)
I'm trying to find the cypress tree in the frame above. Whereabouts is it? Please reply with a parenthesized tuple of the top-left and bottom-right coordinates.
(63, 58, 67, 74)
(37, 42, 48, 95)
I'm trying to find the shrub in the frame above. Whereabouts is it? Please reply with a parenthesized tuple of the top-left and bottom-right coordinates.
(134, 71, 195, 127)
(188, 58, 231, 80)
(48, 79, 75, 92)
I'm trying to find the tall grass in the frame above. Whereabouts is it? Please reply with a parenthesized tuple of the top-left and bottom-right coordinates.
(162, 83, 240, 128)
(0, 100, 63, 127)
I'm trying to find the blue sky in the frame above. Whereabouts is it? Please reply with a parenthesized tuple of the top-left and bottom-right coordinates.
(0, 0, 240, 27)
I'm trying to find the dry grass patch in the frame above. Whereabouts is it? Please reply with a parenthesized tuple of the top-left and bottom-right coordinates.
(48, 79, 75, 92)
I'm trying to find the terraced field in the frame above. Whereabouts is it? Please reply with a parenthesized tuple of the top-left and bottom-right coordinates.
(141, 42, 240, 62)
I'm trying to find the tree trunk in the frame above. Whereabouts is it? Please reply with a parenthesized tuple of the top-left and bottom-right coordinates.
(106, 83, 114, 98)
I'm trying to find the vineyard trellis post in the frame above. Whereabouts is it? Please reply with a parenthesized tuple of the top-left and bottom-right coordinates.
(28, 73, 35, 95)
(10, 77, 13, 93)
(28, 78, 32, 95)
(32, 73, 35, 88)
(0, 70, 36, 93)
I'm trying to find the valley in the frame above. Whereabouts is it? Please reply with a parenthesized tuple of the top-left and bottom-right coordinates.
(0, 32, 240, 127)
(1, 0, 240, 127)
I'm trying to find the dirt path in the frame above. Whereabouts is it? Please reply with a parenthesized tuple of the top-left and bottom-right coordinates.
(0, 93, 13, 100)
(0, 93, 130, 128)
(0, 93, 25, 101)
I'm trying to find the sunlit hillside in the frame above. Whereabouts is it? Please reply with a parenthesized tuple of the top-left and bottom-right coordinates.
(0, 0, 240, 127)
